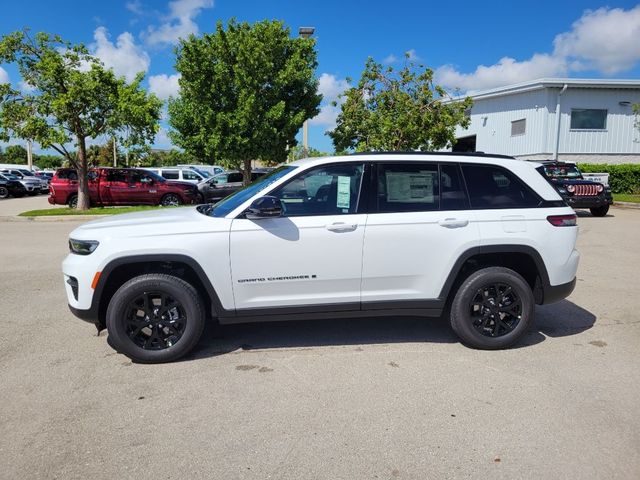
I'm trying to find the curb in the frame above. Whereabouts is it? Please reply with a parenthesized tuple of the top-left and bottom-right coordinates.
(0, 215, 103, 222)
(613, 202, 640, 209)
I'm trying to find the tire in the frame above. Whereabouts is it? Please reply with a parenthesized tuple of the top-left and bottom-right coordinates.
(0, 186, 8, 199)
(68, 194, 78, 209)
(589, 205, 609, 217)
(449, 267, 535, 350)
(106, 274, 206, 363)
(160, 193, 181, 207)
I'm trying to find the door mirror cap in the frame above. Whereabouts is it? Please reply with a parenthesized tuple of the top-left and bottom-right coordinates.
(245, 196, 283, 219)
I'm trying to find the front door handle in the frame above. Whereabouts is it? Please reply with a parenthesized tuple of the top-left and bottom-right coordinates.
(326, 222, 358, 232)
(438, 218, 469, 228)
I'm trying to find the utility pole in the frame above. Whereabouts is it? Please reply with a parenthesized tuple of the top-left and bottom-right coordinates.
(112, 138, 117, 167)
(299, 27, 315, 158)
(26, 140, 33, 170)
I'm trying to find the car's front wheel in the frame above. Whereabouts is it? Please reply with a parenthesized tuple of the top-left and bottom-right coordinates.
(0, 186, 9, 199)
(449, 267, 534, 349)
(106, 274, 206, 363)
(160, 193, 181, 207)
(590, 205, 609, 217)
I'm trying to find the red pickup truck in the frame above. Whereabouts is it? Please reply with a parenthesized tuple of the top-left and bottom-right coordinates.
(48, 168, 201, 208)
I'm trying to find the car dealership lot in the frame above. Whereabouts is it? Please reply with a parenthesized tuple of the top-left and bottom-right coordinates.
(1, 208, 639, 479)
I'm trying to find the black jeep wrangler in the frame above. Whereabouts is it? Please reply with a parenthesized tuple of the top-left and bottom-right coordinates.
(536, 161, 613, 217)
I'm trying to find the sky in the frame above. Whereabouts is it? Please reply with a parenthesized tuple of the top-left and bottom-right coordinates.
(1, 0, 640, 154)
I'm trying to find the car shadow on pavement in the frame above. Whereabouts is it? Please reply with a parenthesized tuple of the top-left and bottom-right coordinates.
(575, 209, 614, 218)
(188, 299, 596, 359)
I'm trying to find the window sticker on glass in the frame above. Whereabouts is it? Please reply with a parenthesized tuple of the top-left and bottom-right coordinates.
(386, 171, 435, 203)
(336, 176, 351, 209)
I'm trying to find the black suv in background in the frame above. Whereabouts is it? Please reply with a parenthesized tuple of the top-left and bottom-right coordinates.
(536, 161, 613, 217)
(0, 173, 27, 198)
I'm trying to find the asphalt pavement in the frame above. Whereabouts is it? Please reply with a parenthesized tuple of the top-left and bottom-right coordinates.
(0, 199, 639, 479)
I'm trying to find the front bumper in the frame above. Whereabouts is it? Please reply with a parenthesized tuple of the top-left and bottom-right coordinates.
(562, 193, 613, 209)
(68, 303, 99, 324)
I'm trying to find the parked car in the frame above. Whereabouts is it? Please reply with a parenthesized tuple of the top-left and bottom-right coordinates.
(0, 174, 27, 198)
(62, 152, 579, 363)
(0, 170, 45, 195)
(178, 164, 225, 176)
(48, 167, 200, 208)
(197, 170, 270, 203)
(143, 167, 208, 184)
(536, 161, 613, 217)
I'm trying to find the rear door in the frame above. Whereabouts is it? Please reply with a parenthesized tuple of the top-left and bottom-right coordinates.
(361, 162, 480, 307)
(100, 169, 130, 205)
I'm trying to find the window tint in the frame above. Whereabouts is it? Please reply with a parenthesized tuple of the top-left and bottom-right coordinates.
(182, 169, 200, 180)
(162, 170, 179, 180)
(212, 174, 228, 184)
(227, 172, 244, 183)
(57, 170, 78, 180)
(106, 170, 129, 183)
(87, 171, 98, 181)
(270, 163, 364, 217)
(570, 109, 607, 129)
(511, 119, 526, 136)
(376, 163, 439, 213)
(440, 164, 469, 210)
(462, 164, 540, 209)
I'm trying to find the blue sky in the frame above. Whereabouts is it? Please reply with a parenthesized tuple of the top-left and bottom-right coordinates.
(1, 0, 640, 154)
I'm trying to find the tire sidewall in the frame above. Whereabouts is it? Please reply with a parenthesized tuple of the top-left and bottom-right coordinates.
(161, 194, 181, 206)
(450, 267, 534, 349)
(0, 186, 8, 199)
(106, 275, 205, 363)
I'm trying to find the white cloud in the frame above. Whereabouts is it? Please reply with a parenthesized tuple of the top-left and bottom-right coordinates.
(383, 54, 398, 64)
(18, 79, 36, 93)
(91, 26, 150, 82)
(434, 6, 640, 92)
(148, 73, 181, 100)
(126, 0, 143, 15)
(406, 49, 419, 61)
(0, 67, 9, 84)
(553, 6, 640, 74)
(145, 0, 213, 46)
(435, 54, 567, 92)
(310, 73, 351, 129)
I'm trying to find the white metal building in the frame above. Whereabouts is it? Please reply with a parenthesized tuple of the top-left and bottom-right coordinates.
(448, 78, 640, 164)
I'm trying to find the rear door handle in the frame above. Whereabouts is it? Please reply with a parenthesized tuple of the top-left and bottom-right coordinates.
(326, 222, 358, 232)
(438, 218, 469, 228)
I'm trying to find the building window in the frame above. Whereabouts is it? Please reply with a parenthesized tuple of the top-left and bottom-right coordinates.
(511, 119, 526, 136)
(570, 109, 607, 130)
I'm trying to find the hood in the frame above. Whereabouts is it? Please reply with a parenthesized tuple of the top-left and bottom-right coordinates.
(69, 206, 228, 241)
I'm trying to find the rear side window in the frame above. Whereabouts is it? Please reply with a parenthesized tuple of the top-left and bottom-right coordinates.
(57, 170, 78, 181)
(106, 170, 129, 183)
(162, 170, 179, 180)
(440, 164, 469, 210)
(462, 164, 540, 209)
(376, 163, 439, 213)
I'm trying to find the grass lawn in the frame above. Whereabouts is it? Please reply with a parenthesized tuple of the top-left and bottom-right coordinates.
(613, 194, 640, 203)
(19, 205, 169, 217)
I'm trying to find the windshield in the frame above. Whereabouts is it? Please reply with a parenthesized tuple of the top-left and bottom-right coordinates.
(198, 165, 296, 218)
(542, 164, 582, 179)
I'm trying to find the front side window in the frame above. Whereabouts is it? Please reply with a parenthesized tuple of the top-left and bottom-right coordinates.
(269, 163, 364, 217)
(376, 163, 439, 213)
(106, 170, 128, 183)
(570, 109, 607, 130)
(462, 164, 540, 209)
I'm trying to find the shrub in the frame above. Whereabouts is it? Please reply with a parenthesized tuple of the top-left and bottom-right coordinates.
(577, 163, 640, 194)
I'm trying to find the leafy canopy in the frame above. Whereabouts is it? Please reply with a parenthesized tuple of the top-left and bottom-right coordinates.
(169, 19, 321, 176)
(329, 56, 473, 152)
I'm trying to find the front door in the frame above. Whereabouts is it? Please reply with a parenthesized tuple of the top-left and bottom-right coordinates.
(229, 162, 367, 311)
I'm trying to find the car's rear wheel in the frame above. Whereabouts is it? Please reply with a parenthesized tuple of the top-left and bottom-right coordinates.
(450, 267, 534, 349)
(0, 186, 9, 199)
(160, 193, 181, 206)
(106, 274, 206, 363)
(590, 205, 609, 217)
(68, 194, 78, 209)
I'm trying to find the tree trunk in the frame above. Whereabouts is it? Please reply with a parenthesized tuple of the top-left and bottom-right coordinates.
(76, 136, 91, 210)
(242, 159, 252, 186)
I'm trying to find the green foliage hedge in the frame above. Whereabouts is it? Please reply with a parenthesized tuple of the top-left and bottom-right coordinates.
(577, 163, 640, 194)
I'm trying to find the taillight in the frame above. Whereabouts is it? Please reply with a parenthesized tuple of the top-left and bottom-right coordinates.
(547, 214, 577, 227)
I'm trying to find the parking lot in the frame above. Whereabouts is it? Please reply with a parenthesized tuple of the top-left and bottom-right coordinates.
(1, 197, 639, 479)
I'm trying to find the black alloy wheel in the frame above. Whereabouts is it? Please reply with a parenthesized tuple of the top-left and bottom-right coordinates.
(161, 193, 181, 206)
(68, 194, 78, 209)
(0, 186, 9, 199)
(125, 291, 187, 350)
(469, 283, 522, 338)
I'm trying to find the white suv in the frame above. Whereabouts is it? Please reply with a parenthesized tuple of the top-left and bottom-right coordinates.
(63, 153, 579, 363)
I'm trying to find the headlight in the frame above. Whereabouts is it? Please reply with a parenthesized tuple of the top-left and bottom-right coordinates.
(69, 239, 99, 255)
(596, 184, 604, 193)
(566, 185, 575, 193)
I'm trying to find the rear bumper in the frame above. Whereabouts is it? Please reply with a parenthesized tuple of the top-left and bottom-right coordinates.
(542, 277, 576, 304)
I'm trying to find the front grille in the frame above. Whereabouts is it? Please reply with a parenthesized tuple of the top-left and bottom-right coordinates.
(574, 184, 599, 196)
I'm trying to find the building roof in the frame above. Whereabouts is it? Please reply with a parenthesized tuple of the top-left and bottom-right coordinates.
(453, 78, 640, 102)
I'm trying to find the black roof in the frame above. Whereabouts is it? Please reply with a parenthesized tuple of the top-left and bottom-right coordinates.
(349, 151, 516, 160)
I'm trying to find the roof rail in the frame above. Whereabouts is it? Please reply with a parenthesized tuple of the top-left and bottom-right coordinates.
(349, 151, 516, 160)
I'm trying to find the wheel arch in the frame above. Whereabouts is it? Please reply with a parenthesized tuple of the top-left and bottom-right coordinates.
(439, 245, 550, 306)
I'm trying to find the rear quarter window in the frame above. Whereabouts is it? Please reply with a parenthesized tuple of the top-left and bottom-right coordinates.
(462, 164, 541, 209)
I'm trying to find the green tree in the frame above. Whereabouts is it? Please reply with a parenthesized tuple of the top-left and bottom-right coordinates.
(3, 144, 28, 164)
(169, 19, 321, 185)
(34, 154, 63, 169)
(287, 144, 329, 162)
(0, 30, 162, 209)
(329, 56, 473, 152)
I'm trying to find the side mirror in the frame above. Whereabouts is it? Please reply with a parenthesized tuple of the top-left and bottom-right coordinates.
(245, 196, 283, 220)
